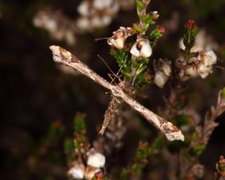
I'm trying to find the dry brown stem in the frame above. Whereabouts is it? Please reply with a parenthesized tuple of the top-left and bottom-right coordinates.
(49, 45, 184, 141)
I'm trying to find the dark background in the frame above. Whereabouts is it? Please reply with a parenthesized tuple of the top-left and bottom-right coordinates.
(0, 0, 225, 179)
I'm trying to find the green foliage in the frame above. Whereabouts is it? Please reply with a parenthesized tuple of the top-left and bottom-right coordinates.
(190, 144, 205, 157)
(149, 26, 163, 47)
(221, 87, 225, 99)
(133, 23, 145, 33)
(136, 0, 145, 11)
(74, 113, 86, 132)
(64, 113, 89, 165)
(130, 141, 151, 175)
(111, 49, 131, 78)
(174, 115, 190, 126)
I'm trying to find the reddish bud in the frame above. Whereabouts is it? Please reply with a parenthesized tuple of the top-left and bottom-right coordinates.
(158, 26, 165, 35)
(94, 170, 104, 180)
(186, 19, 197, 29)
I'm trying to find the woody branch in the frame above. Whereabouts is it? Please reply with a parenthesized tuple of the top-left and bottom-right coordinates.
(49, 45, 184, 141)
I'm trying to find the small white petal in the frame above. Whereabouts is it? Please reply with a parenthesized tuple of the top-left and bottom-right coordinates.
(197, 63, 212, 78)
(65, 31, 76, 45)
(161, 63, 171, 76)
(77, 1, 90, 16)
(152, 11, 158, 15)
(107, 38, 125, 49)
(179, 38, 185, 50)
(87, 152, 106, 168)
(185, 66, 198, 77)
(91, 16, 111, 28)
(111, 2, 120, 13)
(76, 17, 90, 30)
(154, 71, 169, 88)
(68, 164, 85, 179)
(140, 41, 152, 58)
(130, 43, 140, 57)
(201, 50, 217, 66)
(93, 0, 112, 10)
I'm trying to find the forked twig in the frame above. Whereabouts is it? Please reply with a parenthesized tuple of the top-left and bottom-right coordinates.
(49, 45, 184, 141)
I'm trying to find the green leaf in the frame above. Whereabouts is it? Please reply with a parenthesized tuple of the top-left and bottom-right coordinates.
(136, 0, 145, 11)
(133, 23, 144, 33)
(111, 49, 131, 79)
(74, 114, 86, 132)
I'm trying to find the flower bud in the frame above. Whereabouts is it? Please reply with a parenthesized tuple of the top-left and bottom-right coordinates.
(185, 19, 197, 29)
(152, 11, 159, 21)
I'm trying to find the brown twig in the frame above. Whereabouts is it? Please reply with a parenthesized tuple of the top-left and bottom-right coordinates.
(203, 89, 225, 144)
(49, 45, 184, 141)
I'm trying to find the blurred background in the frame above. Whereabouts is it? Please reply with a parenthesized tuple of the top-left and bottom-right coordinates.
(0, 0, 225, 179)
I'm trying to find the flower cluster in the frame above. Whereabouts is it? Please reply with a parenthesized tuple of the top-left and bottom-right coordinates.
(68, 149, 106, 180)
(76, 0, 119, 31)
(177, 50, 217, 81)
(107, 27, 153, 59)
(177, 20, 217, 81)
(154, 60, 171, 88)
(33, 8, 76, 45)
(106, 1, 166, 88)
(66, 114, 106, 180)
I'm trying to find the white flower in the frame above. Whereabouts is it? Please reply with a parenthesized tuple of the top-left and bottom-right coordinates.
(161, 62, 171, 76)
(91, 15, 112, 28)
(87, 152, 106, 168)
(93, 0, 112, 10)
(196, 50, 217, 78)
(68, 164, 85, 179)
(77, 1, 90, 16)
(178, 65, 198, 81)
(76, 17, 90, 31)
(107, 36, 125, 49)
(197, 63, 212, 78)
(185, 66, 198, 77)
(130, 38, 152, 58)
(110, 1, 120, 13)
(178, 50, 217, 81)
(154, 61, 171, 88)
(154, 71, 169, 88)
(199, 50, 217, 66)
(107, 27, 133, 49)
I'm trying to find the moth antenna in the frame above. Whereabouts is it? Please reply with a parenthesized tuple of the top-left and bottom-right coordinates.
(214, 65, 225, 71)
(97, 54, 122, 82)
(95, 37, 110, 41)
